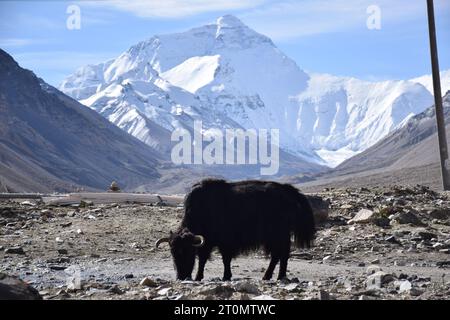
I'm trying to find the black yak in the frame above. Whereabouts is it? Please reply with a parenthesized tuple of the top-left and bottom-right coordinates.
(156, 179, 316, 281)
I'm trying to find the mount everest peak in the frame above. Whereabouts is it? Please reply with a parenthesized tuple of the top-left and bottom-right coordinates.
(60, 15, 449, 168)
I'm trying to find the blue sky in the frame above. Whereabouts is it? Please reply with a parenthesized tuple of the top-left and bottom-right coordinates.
(0, 0, 449, 86)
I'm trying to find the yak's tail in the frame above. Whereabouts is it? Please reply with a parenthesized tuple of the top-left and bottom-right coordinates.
(292, 190, 316, 248)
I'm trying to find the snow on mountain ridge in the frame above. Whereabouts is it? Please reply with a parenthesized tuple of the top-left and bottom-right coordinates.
(410, 70, 450, 95)
(60, 15, 440, 168)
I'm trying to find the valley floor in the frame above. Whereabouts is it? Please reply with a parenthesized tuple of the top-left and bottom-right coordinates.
(300, 163, 443, 193)
(1, 185, 450, 300)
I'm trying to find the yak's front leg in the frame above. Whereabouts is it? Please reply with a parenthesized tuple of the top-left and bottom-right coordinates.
(195, 247, 211, 281)
(221, 252, 232, 281)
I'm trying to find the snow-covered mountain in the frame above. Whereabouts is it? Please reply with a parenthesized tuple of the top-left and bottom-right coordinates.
(60, 15, 445, 168)
(410, 70, 450, 95)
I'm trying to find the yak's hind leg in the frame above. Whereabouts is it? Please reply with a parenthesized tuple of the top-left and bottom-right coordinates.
(277, 235, 291, 280)
(263, 255, 279, 280)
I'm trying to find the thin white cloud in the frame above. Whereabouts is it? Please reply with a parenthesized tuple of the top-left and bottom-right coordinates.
(0, 38, 49, 48)
(12, 51, 115, 70)
(9, 51, 117, 85)
(0, 13, 60, 30)
(238, 0, 450, 41)
(83, 0, 266, 18)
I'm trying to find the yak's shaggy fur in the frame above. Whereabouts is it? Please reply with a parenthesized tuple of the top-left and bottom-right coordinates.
(168, 179, 316, 281)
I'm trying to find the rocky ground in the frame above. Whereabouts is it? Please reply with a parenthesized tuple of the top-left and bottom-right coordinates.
(1, 185, 450, 300)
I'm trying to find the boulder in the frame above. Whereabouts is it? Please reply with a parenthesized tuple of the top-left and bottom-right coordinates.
(348, 209, 374, 224)
(306, 195, 330, 224)
(392, 211, 423, 226)
(0, 273, 42, 300)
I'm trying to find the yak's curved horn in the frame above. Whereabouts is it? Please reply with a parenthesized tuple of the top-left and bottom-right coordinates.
(155, 237, 170, 248)
(192, 235, 205, 247)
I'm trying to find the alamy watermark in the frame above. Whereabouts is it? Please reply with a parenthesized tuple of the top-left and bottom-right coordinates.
(66, 4, 81, 30)
(171, 121, 280, 176)
(366, 4, 381, 30)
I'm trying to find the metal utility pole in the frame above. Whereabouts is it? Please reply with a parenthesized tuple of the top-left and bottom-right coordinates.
(427, 0, 450, 190)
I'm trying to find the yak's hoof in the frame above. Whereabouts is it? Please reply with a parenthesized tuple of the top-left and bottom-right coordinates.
(262, 276, 272, 281)
(277, 277, 290, 283)
(222, 277, 231, 281)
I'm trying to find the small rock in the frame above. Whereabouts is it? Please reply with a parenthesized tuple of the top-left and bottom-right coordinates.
(358, 295, 377, 300)
(385, 235, 401, 244)
(366, 265, 382, 275)
(284, 283, 300, 292)
(79, 200, 93, 208)
(436, 260, 450, 267)
(57, 249, 68, 255)
(49, 265, 67, 271)
(157, 287, 171, 296)
(429, 208, 450, 220)
(251, 294, 277, 300)
(366, 271, 394, 289)
(392, 211, 422, 226)
(413, 230, 437, 241)
(199, 284, 235, 298)
(433, 242, 444, 249)
(234, 281, 260, 294)
(318, 290, 330, 300)
(108, 285, 124, 295)
(373, 217, 390, 227)
(409, 288, 424, 296)
(20, 201, 35, 206)
(348, 209, 375, 224)
(4, 247, 25, 255)
(398, 280, 412, 293)
(56, 289, 70, 298)
(140, 277, 157, 287)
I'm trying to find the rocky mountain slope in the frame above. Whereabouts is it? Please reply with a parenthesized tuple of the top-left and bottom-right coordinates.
(295, 92, 450, 192)
(0, 49, 163, 193)
(331, 92, 450, 176)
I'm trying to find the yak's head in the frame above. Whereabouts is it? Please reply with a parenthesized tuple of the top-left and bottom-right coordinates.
(155, 228, 205, 280)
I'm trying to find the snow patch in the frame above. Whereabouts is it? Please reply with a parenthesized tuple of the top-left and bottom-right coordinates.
(316, 147, 360, 168)
(161, 55, 220, 93)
